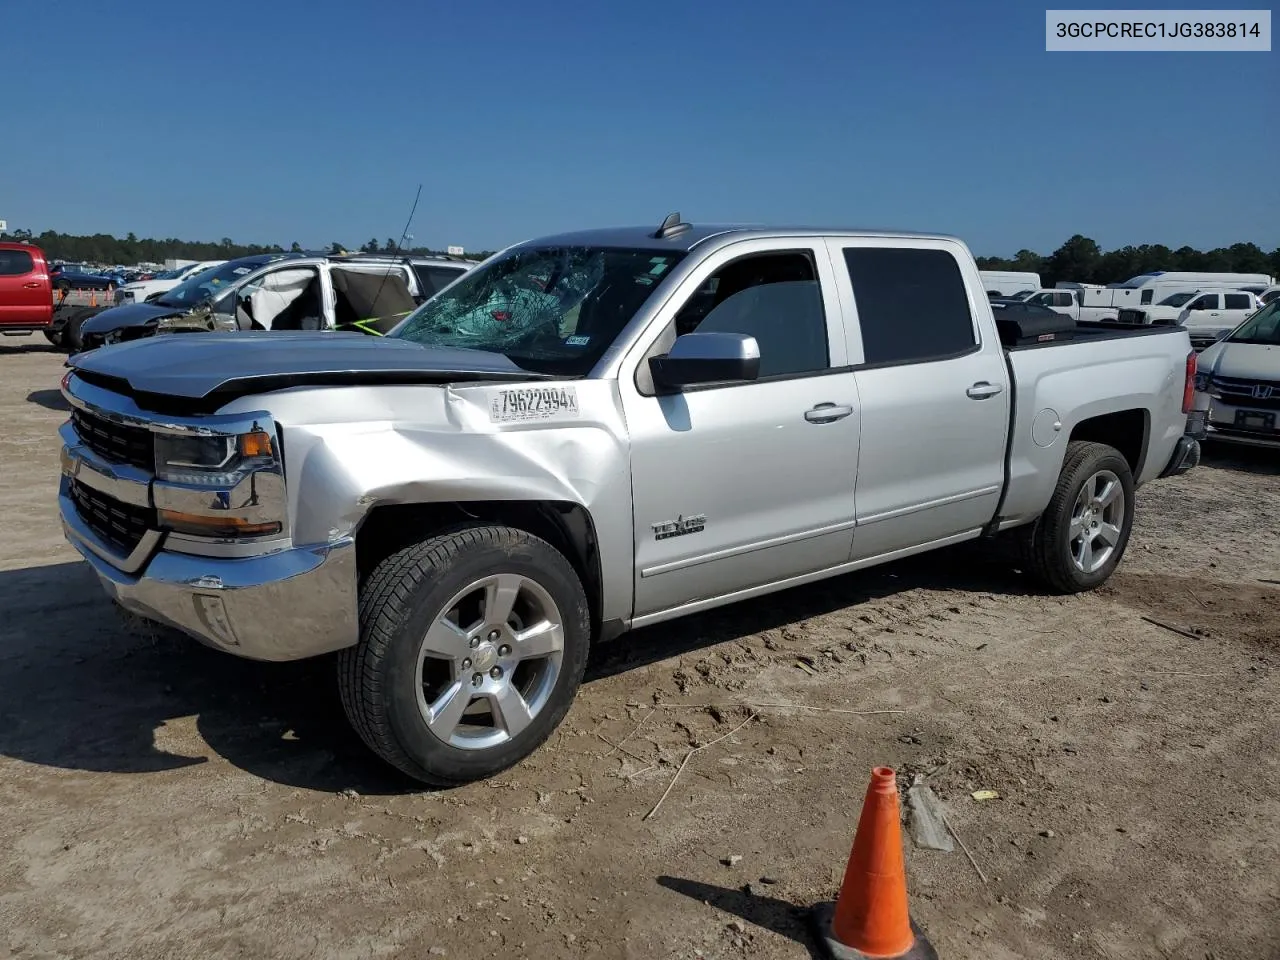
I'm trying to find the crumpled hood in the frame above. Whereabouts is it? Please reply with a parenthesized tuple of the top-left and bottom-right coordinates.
(67, 331, 543, 400)
(1201, 339, 1280, 381)
(79, 301, 185, 335)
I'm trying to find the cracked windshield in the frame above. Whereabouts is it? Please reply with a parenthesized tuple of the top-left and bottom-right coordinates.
(392, 246, 685, 374)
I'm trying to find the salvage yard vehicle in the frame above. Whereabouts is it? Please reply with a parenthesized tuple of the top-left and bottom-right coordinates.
(1119, 290, 1261, 350)
(1188, 298, 1280, 449)
(113, 260, 226, 305)
(56, 216, 1202, 786)
(0, 241, 54, 337)
(76, 253, 472, 351)
(50, 263, 119, 292)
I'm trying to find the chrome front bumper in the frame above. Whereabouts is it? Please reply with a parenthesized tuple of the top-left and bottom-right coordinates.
(57, 375, 359, 662)
(61, 486, 358, 662)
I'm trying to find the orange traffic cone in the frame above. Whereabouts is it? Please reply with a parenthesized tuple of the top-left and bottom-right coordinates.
(812, 767, 937, 959)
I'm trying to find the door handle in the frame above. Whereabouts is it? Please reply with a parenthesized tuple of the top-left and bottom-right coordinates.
(966, 381, 1004, 400)
(23, 282, 41, 288)
(804, 402, 854, 424)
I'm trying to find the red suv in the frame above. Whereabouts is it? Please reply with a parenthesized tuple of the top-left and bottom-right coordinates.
(0, 242, 54, 335)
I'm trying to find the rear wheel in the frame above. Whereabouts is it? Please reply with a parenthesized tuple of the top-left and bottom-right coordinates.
(64, 309, 93, 353)
(1019, 441, 1135, 593)
(338, 524, 591, 786)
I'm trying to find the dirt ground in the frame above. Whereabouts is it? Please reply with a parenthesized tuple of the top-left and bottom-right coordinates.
(1, 338, 1277, 960)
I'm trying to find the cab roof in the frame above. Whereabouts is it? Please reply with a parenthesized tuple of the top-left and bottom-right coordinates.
(521, 219, 961, 253)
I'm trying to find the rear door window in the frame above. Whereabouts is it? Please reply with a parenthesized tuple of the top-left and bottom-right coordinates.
(0, 249, 35, 276)
(414, 265, 467, 297)
(842, 247, 977, 365)
(1223, 293, 1252, 310)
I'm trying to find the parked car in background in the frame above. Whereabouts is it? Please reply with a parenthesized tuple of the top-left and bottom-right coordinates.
(1119, 291, 1262, 349)
(77, 253, 473, 351)
(1011, 288, 1128, 323)
(1254, 285, 1280, 306)
(114, 260, 226, 305)
(56, 217, 1200, 786)
(0, 242, 53, 337)
(50, 263, 119, 291)
(1189, 299, 1280, 448)
(76, 254, 300, 351)
(979, 270, 1041, 297)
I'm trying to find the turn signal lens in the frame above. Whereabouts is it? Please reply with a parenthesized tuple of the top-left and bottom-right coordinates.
(238, 430, 273, 458)
(158, 509, 282, 539)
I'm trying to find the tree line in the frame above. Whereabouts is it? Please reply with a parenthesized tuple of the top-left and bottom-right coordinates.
(977, 234, 1280, 287)
(0, 228, 494, 265)
(2, 226, 1275, 285)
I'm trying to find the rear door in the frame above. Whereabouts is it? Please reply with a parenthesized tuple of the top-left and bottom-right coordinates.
(0, 247, 51, 328)
(1222, 292, 1258, 326)
(825, 239, 1011, 561)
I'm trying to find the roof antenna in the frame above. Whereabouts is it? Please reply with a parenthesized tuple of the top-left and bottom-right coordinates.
(654, 211, 690, 240)
(368, 183, 423, 322)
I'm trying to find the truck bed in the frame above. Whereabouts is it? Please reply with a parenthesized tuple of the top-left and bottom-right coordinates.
(1004, 319, 1183, 351)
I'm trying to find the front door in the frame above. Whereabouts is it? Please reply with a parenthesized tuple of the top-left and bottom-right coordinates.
(824, 239, 1011, 560)
(619, 240, 861, 619)
(0, 247, 51, 328)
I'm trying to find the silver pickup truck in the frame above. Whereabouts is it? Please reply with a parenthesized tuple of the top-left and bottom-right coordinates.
(57, 217, 1202, 786)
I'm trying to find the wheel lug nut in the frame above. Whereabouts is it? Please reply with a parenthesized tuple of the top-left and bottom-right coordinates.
(472, 673, 483, 687)
(461, 658, 472, 669)
(490, 666, 503, 680)
(498, 644, 511, 657)
(487, 630, 501, 642)
(469, 637, 480, 649)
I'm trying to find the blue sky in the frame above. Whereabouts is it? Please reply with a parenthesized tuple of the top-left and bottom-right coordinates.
(1, 0, 1275, 256)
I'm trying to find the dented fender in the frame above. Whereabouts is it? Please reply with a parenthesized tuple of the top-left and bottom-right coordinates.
(216, 379, 637, 623)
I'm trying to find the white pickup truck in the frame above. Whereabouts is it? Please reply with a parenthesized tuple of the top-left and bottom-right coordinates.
(1009, 288, 1122, 323)
(1118, 290, 1262, 350)
(57, 217, 1202, 786)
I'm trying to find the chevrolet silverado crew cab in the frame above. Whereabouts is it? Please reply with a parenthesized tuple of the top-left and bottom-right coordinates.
(57, 216, 1202, 786)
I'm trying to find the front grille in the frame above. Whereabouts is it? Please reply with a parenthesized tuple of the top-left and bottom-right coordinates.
(68, 479, 156, 554)
(70, 407, 155, 469)
(1117, 309, 1146, 325)
(1211, 376, 1280, 411)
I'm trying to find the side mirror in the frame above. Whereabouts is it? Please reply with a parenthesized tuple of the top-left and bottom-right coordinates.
(649, 332, 760, 389)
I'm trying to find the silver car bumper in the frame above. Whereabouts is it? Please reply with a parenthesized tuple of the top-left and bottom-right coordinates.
(59, 478, 358, 663)
(1189, 404, 1280, 450)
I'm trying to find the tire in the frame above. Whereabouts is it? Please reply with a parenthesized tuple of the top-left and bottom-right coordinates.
(1018, 441, 1135, 593)
(338, 523, 591, 786)
(43, 328, 63, 347)
(64, 309, 92, 353)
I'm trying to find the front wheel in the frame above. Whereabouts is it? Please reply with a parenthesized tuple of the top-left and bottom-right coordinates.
(338, 524, 591, 786)
(1018, 441, 1135, 593)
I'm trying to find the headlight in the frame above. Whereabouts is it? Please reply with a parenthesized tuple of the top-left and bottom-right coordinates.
(152, 425, 286, 541)
(155, 428, 276, 486)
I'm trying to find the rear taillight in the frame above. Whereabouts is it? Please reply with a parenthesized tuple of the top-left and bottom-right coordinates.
(1182, 350, 1197, 413)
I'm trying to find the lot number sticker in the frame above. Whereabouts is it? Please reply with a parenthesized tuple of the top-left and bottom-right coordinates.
(489, 386, 580, 423)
